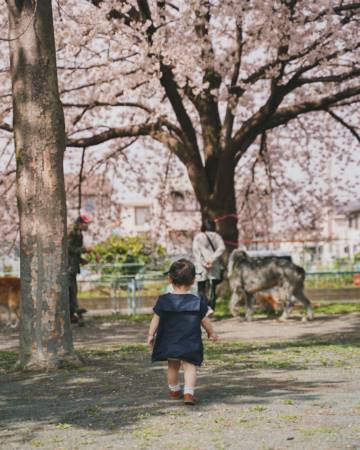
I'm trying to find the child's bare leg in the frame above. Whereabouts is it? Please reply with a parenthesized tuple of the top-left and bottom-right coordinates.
(182, 361, 197, 395)
(168, 359, 181, 392)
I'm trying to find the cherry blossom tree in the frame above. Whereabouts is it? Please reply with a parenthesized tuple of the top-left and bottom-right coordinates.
(62, 0, 360, 248)
(0, 1, 360, 253)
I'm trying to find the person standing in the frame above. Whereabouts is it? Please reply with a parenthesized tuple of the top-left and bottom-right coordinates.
(192, 219, 225, 310)
(68, 214, 91, 325)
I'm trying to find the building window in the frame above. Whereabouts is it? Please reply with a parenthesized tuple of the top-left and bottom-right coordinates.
(170, 190, 200, 212)
(135, 206, 150, 226)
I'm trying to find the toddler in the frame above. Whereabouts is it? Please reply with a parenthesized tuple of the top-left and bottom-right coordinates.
(148, 258, 219, 405)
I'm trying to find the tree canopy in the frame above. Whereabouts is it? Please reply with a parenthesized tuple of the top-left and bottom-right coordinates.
(0, 0, 359, 246)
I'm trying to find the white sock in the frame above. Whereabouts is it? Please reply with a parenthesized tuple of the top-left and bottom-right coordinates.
(184, 385, 194, 396)
(168, 384, 181, 392)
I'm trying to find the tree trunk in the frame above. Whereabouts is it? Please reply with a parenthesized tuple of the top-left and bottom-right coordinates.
(207, 153, 239, 256)
(7, 0, 79, 370)
(188, 150, 239, 256)
(204, 192, 239, 257)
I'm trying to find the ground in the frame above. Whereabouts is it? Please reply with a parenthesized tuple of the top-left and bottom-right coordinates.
(0, 312, 360, 450)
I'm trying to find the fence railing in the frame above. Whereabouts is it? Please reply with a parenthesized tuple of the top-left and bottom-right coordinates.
(305, 271, 360, 289)
(77, 263, 168, 315)
(2, 264, 360, 314)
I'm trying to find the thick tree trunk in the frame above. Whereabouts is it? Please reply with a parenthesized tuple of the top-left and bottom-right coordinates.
(7, 0, 79, 369)
(208, 153, 239, 255)
(187, 149, 239, 255)
(204, 190, 239, 257)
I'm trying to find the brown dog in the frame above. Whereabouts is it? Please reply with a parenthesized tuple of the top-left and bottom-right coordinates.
(255, 290, 281, 312)
(0, 277, 20, 327)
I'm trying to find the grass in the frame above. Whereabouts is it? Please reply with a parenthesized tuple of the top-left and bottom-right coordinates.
(250, 405, 267, 413)
(313, 303, 360, 314)
(213, 297, 360, 319)
(0, 350, 17, 371)
(80, 339, 320, 373)
(55, 423, 72, 429)
(305, 274, 356, 289)
(1, 316, 359, 373)
(78, 281, 167, 299)
(204, 338, 360, 371)
(88, 313, 152, 323)
(301, 426, 338, 436)
(279, 414, 297, 422)
(282, 399, 295, 405)
(80, 343, 148, 361)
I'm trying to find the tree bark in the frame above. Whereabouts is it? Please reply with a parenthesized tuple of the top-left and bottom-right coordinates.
(207, 160, 239, 256)
(186, 147, 239, 254)
(7, 0, 79, 370)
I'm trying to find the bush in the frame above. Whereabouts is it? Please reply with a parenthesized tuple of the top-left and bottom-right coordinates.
(354, 252, 360, 264)
(2, 264, 13, 275)
(86, 235, 167, 275)
(333, 257, 352, 270)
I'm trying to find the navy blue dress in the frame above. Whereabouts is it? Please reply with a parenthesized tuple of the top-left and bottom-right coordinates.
(152, 293, 209, 366)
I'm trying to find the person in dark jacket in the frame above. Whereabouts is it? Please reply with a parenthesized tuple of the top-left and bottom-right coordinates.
(68, 214, 91, 325)
(148, 259, 219, 405)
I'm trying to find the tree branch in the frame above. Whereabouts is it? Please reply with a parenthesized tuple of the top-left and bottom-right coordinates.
(63, 100, 153, 114)
(66, 122, 161, 147)
(327, 109, 360, 144)
(222, 22, 243, 150)
(0, 123, 13, 133)
(266, 85, 360, 130)
(297, 67, 360, 85)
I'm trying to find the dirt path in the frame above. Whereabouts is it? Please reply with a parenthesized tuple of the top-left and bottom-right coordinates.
(0, 314, 360, 450)
(213, 312, 360, 342)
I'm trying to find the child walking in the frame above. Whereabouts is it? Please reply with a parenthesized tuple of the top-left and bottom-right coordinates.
(147, 258, 219, 405)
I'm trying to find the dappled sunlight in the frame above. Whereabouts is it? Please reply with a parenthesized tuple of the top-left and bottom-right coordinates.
(1, 314, 360, 448)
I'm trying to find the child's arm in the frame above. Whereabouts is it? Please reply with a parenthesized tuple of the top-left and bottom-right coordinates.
(201, 317, 219, 342)
(147, 313, 160, 347)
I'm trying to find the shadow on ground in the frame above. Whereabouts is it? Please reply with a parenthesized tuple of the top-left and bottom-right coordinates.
(0, 334, 359, 447)
(0, 313, 360, 448)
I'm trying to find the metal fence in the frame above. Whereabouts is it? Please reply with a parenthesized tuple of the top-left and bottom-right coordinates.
(305, 271, 360, 288)
(76, 265, 360, 313)
(2, 263, 360, 314)
(77, 263, 168, 315)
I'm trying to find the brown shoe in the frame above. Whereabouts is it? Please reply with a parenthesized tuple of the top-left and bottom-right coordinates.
(184, 394, 196, 405)
(169, 390, 182, 400)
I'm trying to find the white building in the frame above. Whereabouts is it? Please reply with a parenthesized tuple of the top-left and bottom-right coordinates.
(274, 203, 360, 269)
(114, 183, 360, 267)
(115, 187, 202, 256)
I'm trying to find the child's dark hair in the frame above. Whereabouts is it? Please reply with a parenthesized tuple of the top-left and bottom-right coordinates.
(168, 259, 195, 286)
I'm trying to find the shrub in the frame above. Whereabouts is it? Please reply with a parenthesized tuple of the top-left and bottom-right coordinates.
(86, 235, 167, 275)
